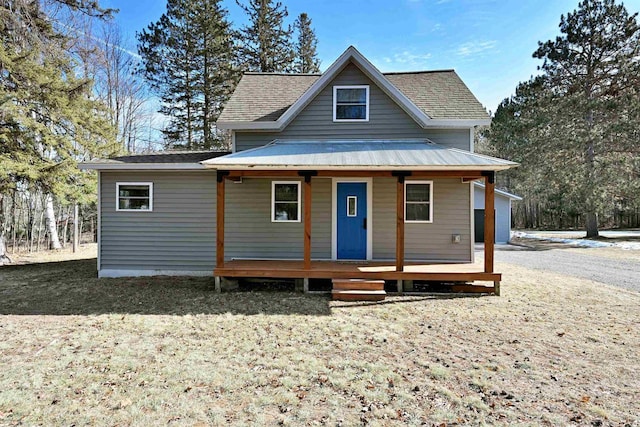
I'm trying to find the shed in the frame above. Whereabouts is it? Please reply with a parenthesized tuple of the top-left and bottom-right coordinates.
(474, 182, 522, 244)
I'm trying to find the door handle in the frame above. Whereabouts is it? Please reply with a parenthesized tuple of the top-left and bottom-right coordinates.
(363, 217, 367, 230)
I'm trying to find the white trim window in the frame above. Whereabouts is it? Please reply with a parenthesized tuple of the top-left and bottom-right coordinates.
(272, 181, 301, 222)
(116, 182, 153, 212)
(333, 85, 369, 121)
(405, 181, 433, 223)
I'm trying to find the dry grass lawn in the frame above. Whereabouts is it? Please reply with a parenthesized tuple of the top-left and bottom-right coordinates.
(0, 248, 639, 426)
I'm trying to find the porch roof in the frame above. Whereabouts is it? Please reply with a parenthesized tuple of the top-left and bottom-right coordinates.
(201, 140, 518, 171)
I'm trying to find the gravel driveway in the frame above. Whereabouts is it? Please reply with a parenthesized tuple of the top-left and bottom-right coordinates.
(488, 246, 640, 293)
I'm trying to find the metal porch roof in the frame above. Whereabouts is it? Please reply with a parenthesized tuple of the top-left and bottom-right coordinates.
(201, 140, 518, 171)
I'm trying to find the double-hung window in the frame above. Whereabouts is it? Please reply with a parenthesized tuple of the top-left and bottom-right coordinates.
(116, 182, 153, 212)
(272, 181, 300, 222)
(333, 85, 369, 121)
(405, 181, 433, 223)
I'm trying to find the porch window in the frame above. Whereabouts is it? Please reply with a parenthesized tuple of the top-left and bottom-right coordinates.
(272, 181, 300, 222)
(333, 85, 369, 121)
(405, 181, 432, 223)
(116, 182, 153, 212)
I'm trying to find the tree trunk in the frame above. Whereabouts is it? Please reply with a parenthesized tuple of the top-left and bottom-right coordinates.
(73, 203, 78, 253)
(45, 194, 62, 249)
(0, 194, 10, 265)
(11, 189, 17, 253)
(0, 233, 10, 265)
(585, 212, 599, 238)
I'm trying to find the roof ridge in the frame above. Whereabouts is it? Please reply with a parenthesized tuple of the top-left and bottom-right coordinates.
(242, 70, 456, 77)
(243, 72, 321, 76)
(383, 69, 455, 75)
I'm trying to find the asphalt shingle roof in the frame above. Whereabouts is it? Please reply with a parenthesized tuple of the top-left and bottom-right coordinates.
(90, 151, 230, 164)
(217, 70, 488, 123)
(218, 74, 319, 122)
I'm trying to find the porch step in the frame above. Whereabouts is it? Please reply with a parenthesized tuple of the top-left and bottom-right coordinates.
(331, 290, 387, 301)
(331, 279, 386, 301)
(332, 279, 385, 291)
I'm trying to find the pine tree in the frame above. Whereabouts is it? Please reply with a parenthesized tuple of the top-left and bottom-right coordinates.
(532, 0, 640, 237)
(236, 0, 294, 72)
(293, 13, 320, 73)
(485, 0, 640, 235)
(1, 0, 119, 254)
(137, 0, 237, 150)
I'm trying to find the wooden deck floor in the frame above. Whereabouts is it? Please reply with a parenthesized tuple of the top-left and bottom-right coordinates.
(215, 260, 501, 282)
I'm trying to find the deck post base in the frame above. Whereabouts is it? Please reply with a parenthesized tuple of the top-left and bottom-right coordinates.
(494, 281, 500, 296)
(396, 279, 403, 294)
(303, 278, 309, 293)
(294, 278, 304, 293)
(214, 276, 221, 293)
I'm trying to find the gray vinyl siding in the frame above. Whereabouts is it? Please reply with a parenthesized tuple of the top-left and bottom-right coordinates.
(235, 63, 471, 152)
(100, 173, 469, 272)
(225, 178, 331, 259)
(100, 171, 217, 272)
(474, 186, 512, 244)
(372, 178, 472, 262)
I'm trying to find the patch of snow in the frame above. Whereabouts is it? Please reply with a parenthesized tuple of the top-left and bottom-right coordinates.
(512, 231, 640, 251)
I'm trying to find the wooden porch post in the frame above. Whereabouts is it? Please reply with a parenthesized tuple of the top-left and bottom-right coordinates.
(303, 174, 312, 270)
(395, 174, 406, 272)
(483, 171, 495, 273)
(216, 171, 228, 270)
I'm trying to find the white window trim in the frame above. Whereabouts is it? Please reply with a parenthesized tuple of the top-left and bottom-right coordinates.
(333, 85, 370, 122)
(271, 181, 301, 223)
(405, 180, 433, 224)
(116, 182, 153, 212)
(346, 196, 357, 217)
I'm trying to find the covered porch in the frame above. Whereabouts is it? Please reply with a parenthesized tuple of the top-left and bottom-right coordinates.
(203, 140, 516, 296)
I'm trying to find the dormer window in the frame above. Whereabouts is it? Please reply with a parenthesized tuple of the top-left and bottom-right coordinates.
(333, 85, 369, 122)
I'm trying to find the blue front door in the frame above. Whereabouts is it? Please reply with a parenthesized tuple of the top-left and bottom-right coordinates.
(337, 182, 367, 259)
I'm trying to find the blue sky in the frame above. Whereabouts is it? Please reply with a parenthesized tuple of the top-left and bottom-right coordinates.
(102, 0, 640, 114)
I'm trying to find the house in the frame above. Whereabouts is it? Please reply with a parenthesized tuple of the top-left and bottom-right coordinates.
(474, 183, 522, 244)
(81, 46, 517, 296)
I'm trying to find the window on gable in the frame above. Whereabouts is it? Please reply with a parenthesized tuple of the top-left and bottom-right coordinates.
(272, 181, 300, 222)
(117, 182, 153, 212)
(333, 85, 369, 121)
(405, 181, 433, 223)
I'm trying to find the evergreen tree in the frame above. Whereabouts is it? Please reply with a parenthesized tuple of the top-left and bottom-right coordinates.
(293, 13, 320, 73)
(236, 0, 294, 72)
(0, 0, 119, 254)
(137, 0, 237, 150)
(485, 0, 640, 235)
(532, 0, 640, 237)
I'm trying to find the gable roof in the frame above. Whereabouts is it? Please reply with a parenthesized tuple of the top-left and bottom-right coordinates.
(474, 182, 523, 201)
(217, 46, 490, 130)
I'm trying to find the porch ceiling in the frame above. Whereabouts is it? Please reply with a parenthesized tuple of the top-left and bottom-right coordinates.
(201, 140, 518, 171)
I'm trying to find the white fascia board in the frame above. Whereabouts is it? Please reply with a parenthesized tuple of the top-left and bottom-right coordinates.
(79, 163, 208, 171)
(427, 119, 492, 127)
(218, 118, 492, 131)
(201, 164, 517, 171)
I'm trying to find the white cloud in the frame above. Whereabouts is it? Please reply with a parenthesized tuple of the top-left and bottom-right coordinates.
(379, 50, 433, 70)
(456, 40, 498, 57)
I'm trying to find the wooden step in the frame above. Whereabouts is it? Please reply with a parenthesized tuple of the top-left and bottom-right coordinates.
(331, 290, 386, 301)
(332, 279, 385, 291)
